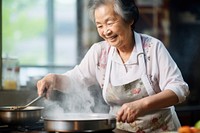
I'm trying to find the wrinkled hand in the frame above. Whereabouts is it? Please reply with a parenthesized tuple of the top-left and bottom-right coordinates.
(116, 100, 145, 123)
(37, 73, 57, 98)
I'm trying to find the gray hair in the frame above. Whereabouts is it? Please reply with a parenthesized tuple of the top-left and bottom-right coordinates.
(88, 0, 139, 29)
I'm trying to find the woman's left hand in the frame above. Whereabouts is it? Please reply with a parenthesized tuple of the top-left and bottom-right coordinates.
(116, 100, 145, 123)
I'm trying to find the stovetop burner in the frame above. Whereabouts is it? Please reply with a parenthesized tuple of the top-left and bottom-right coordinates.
(0, 120, 44, 133)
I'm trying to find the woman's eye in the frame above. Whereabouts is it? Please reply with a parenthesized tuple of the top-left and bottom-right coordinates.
(107, 22, 113, 26)
(97, 25, 102, 29)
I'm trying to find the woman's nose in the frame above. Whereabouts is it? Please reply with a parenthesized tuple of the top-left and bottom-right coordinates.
(104, 28, 112, 36)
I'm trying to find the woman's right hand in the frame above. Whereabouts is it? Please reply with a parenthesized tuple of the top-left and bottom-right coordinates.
(37, 73, 57, 98)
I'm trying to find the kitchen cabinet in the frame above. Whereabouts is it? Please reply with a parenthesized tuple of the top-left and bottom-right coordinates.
(135, 0, 170, 47)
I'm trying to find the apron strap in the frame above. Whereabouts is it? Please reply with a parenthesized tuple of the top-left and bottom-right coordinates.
(103, 46, 115, 104)
(134, 32, 156, 95)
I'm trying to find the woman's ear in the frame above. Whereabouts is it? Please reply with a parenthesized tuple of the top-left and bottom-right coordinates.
(130, 20, 134, 29)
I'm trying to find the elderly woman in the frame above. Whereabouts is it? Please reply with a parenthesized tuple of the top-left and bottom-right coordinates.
(37, 0, 189, 132)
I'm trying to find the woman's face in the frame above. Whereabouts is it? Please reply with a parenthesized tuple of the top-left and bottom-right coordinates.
(94, 3, 133, 49)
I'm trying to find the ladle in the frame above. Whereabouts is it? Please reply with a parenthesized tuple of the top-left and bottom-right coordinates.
(10, 93, 45, 110)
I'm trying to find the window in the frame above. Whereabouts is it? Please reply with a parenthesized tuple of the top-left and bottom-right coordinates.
(2, 0, 77, 87)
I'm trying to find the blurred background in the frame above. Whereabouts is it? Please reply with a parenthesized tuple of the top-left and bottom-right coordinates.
(0, 0, 200, 126)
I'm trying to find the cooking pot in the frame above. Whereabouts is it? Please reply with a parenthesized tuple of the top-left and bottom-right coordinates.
(0, 106, 44, 125)
(43, 113, 116, 132)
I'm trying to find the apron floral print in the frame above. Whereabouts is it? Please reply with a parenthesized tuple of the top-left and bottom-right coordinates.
(102, 32, 179, 133)
(106, 80, 176, 133)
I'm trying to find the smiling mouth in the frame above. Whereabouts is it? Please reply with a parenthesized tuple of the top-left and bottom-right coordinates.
(107, 35, 117, 41)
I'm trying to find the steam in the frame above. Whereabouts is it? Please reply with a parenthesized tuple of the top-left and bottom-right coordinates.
(61, 86, 95, 113)
(42, 83, 109, 117)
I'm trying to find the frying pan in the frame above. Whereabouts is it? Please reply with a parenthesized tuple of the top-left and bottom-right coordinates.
(0, 106, 44, 125)
(43, 113, 116, 132)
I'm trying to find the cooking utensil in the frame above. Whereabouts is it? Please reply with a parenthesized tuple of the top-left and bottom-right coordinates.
(43, 113, 116, 132)
(10, 93, 45, 110)
(0, 106, 44, 125)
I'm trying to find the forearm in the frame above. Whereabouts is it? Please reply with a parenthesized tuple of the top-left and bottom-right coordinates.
(54, 74, 71, 92)
(141, 89, 179, 112)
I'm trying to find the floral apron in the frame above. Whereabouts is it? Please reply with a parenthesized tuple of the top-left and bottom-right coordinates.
(102, 32, 181, 133)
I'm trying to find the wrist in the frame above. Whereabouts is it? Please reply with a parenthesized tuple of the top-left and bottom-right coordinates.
(140, 97, 151, 112)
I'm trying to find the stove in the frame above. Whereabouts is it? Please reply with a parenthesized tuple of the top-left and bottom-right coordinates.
(0, 121, 129, 133)
(0, 120, 45, 133)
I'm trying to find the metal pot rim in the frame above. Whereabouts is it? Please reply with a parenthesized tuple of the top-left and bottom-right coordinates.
(0, 106, 44, 112)
(42, 113, 116, 121)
